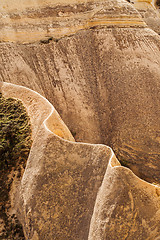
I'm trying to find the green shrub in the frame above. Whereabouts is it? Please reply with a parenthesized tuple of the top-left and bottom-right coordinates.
(0, 93, 32, 170)
(0, 92, 32, 239)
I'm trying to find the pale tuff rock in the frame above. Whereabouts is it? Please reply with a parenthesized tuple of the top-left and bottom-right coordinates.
(0, 0, 160, 238)
(130, 0, 160, 34)
(0, 0, 145, 43)
(1, 82, 160, 240)
(0, 27, 160, 184)
(89, 156, 160, 240)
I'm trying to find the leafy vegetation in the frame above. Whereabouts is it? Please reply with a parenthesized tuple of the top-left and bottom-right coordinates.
(0, 93, 32, 239)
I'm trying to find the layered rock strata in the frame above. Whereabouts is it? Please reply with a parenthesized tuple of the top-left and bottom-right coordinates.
(0, 26, 160, 184)
(0, 0, 160, 238)
(130, 0, 160, 34)
(1, 82, 160, 240)
(0, 0, 145, 43)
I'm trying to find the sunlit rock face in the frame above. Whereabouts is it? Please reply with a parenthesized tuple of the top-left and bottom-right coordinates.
(0, 0, 160, 238)
(0, 0, 145, 43)
(129, 0, 160, 34)
(1, 82, 160, 240)
(88, 157, 160, 240)
(0, 27, 160, 184)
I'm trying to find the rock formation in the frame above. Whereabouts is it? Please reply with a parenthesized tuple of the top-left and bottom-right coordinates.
(129, 0, 160, 34)
(0, 0, 145, 43)
(1, 27, 160, 183)
(1, 82, 160, 240)
(89, 157, 160, 240)
(0, 0, 160, 239)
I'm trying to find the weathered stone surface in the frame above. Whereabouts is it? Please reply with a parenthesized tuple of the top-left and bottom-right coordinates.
(19, 129, 113, 240)
(0, 26, 160, 184)
(1, 82, 160, 240)
(89, 156, 160, 240)
(0, 0, 160, 238)
(0, 0, 145, 43)
(0, 82, 112, 239)
(130, 0, 160, 34)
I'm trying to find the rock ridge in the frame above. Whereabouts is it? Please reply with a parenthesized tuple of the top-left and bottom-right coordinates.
(0, 0, 145, 43)
(1, 82, 160, 239)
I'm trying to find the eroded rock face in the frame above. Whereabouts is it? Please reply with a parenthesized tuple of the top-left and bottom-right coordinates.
(129, 0, 160, 34)
(1, 83, 113, 239)
(1, 0, 160, 185)
(0, 0, 160, 238)
(0, 26, 160, 184)
(19, 128, 112, 240)
(89, 157, 160, 240)
(0, 82, 75, 239)
(0, 0, 145, 43)
(1, 82, 160, 240)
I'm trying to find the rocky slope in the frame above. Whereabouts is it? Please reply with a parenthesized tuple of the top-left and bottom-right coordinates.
(0, 0, 145, 43)
(1, 82, 160, 240)
(0, 26, 160, 184)
(0, 0, 160, 238)
(130, 0, 160, 34)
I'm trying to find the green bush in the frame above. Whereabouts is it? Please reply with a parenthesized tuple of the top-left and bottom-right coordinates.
(0, 92, 32, 239)
(0, 93, 32, 171)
